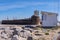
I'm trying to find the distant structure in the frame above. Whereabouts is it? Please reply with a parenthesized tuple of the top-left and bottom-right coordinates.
(2, 10, 40, 25)
(41, 11, 58, 27)
(34, 10, 39, 16)
(1, 10, 58, 27)
(31, 10, 40, 25)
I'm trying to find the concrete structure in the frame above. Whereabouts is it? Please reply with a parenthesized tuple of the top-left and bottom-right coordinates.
(1, 10, 58, 27)
(2, 10, 40, 25)
(41, 11, 58, 27)
(34, 10, 39, 16)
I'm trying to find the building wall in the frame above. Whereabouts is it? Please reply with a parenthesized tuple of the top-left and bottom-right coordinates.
(41, 11, 58, 27)
(2, 10, 41, 25)
(2, 15, 40, 25)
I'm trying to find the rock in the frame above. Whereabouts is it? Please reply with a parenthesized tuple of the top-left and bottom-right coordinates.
(27, 36, 33, 40)
(11, 35, 19, 40)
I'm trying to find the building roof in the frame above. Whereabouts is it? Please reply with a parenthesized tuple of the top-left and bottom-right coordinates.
(41, 11, 58, 15)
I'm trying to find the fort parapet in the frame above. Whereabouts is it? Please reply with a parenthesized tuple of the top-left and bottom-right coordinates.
(2, 10, 41, 25)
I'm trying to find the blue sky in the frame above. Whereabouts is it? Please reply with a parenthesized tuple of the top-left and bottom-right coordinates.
(0, 0, 59, 21)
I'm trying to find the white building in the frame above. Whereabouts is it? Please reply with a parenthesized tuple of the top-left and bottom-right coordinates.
(41, 11, 58, 27)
